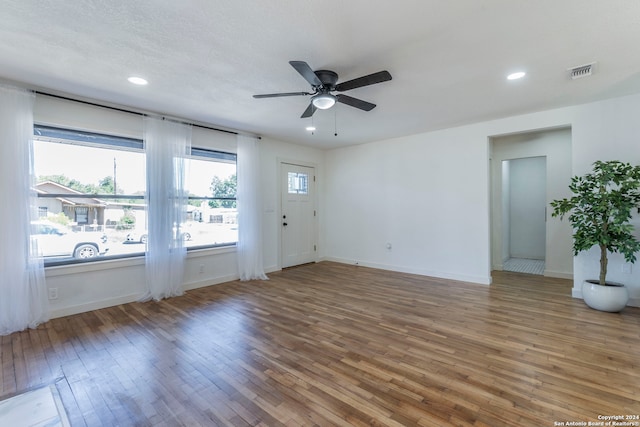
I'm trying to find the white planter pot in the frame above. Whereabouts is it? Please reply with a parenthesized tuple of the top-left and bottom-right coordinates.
(582, 280, 629, 312)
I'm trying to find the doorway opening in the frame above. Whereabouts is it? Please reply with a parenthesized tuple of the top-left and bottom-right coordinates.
(489, 127, 573, 280)
(501, 156, 546, 275)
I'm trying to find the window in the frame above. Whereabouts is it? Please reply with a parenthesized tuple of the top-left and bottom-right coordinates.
(75, 207, 89, 224)
(33, 125, 146, 264)
(288, 172, 308, 194)
(184, 148, 237, 249)
(32, 125, 237, 265)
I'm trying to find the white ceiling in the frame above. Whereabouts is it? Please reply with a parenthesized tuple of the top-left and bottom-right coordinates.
(1, 1, 640, 149)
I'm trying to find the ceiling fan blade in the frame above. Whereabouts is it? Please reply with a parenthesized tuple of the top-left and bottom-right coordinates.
(335, 70, 392, 92)
(253, 91, 311, 98)
(290, 61, 322, 86)
(301, 103, 317, 118)
(336, 94, 376, 111)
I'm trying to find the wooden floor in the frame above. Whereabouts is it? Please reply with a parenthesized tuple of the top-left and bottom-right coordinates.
(1, 262, 639, 426)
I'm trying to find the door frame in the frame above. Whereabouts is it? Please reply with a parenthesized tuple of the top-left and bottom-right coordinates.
(277, 158, 319, 269)
(488, 127, 573, 280)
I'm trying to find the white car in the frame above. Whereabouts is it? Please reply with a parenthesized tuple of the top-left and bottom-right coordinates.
(124, 230, 149, 244)
(31, 221, 109, 259)
(125, 227, 192, 244)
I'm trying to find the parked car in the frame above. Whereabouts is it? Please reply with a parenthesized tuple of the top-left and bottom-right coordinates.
(125, 227, 191, 244)
(31, 220, 109, 259)
(125, 230, 148, 244)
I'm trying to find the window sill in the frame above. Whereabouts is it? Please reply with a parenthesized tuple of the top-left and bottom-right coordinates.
(44, 244, 237, 277)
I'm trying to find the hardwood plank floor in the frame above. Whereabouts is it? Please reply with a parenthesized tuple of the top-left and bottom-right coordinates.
(1, 262, 639, 426)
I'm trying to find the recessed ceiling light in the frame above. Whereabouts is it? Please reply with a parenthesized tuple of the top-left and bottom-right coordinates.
(305, 126, 316, 131)
(507, 71, 526, 80)
(127, 76, 148, 85)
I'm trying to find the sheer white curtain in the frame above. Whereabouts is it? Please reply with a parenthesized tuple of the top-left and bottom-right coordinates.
(236, 134, 268, 281)
(0, 85, 48, 335)
(141, 116, 192, 301)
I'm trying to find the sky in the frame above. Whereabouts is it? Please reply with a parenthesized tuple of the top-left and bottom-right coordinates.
(33, 140, 235, 196)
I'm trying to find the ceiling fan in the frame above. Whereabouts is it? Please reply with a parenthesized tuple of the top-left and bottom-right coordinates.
(253, 61, 392, 118)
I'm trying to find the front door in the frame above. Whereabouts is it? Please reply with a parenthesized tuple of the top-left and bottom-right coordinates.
(281, 163, 316, 268)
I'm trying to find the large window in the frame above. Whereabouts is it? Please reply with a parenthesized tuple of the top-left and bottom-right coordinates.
(32, 125, 237, 265)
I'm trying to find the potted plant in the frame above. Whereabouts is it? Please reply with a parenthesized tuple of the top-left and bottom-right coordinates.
(550, 160, 640, 312)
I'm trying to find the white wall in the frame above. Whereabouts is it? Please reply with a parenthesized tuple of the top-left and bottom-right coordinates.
(570, 95, 640, 305)
(257, 137, 325, 272)
(324, 93, 640, 306)
(36, 95, 325, 318)
(323, 127, 492, 284)
(490, 129, 573, 277)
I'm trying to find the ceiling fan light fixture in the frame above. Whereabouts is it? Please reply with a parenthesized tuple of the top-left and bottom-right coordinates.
(311, 93, 336, 109)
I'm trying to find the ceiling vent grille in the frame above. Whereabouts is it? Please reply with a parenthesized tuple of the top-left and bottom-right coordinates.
(569, 63, 595, 80)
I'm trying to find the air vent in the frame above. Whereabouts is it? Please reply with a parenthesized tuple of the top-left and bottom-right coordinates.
(568, 63, 595, 80)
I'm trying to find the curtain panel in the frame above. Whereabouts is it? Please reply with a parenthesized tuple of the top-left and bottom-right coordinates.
(236, 135, 268, 281)
(141, 116, 192, 301)
(0, 85, 48, 335)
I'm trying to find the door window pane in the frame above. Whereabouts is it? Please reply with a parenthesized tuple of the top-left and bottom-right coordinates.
(288, 172, 308, 194)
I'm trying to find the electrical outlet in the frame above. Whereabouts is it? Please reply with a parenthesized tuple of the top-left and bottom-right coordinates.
(199, 264, 205, 274)
(48, 288, 58, 300)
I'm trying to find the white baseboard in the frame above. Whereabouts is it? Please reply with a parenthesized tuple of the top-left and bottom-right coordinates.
(184, 265, 280, 290)
(183, 273, 239, 291)
(264, 265, 281, 274)
(322, 256, 491, 285)
(49, 292, 144, 319)
(544, 270, 573, 279)
(50, 270, 264, 319)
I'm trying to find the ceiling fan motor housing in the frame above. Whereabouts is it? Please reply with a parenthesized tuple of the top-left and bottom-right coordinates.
(314, 70, 339, 89)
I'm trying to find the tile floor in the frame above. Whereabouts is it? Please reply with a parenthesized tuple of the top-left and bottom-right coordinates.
(0, 385, 69, 427)
(503, 257, 545, 275)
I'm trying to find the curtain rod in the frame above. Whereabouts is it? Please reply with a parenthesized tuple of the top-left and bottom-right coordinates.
(35, 91, 260, 139)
